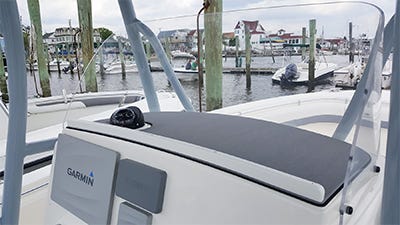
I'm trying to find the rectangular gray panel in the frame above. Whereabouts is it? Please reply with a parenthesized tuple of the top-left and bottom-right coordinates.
(51, 134, 119, 225)
(117, 202, 152, 225)
(116, 159, 167, 213)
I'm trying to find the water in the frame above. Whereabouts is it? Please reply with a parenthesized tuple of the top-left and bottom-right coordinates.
(27, 55, 350, 111)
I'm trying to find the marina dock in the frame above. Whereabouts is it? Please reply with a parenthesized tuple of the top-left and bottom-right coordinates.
(150, 66, 276, 75)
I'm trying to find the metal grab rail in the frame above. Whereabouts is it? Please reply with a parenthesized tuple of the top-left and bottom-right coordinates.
(118, 0, 194, 112)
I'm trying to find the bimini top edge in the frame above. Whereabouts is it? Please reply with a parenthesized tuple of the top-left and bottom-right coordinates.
(69, 112, 370, 206)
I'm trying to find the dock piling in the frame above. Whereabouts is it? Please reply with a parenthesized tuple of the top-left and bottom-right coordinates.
(205, 0, 223, 110)
(77, 0, 98, 92)
(349, 22, 354, 63)
(308, 19, 316, 92)
(235, 36, 240, 67)
(28, 0, 52, 97)
(118, 37, 126, 79)
(245, 24, 251, 89)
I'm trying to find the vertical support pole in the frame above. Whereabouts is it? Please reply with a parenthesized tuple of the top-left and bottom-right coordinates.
(118, 37, 126, 79)
(0, 43, 8, 103)
(381, 0, 400, 223)
(0, 1, 28, 224)
(235, 36, 240, 67)
(302, 27, 307, 61)
(308, 19, 316, 92)
(205, 0, 223, 111)
(196, 5, 204, 112)
(27, 0, 52, 97)
(245, 25, 251, 89)
(349, 22, 354, 63)
(77, 0, 98, 92)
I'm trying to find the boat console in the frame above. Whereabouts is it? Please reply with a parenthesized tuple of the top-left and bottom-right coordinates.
(45, 110, 371, 224)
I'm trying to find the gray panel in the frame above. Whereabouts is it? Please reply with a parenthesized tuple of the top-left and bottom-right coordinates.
(116, 159, 167, 213)
(51, 134, 119, 225)
(117, 202, 152, 225)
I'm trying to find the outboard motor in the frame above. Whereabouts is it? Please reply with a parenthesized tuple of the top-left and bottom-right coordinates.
(280, 63, 298, 86)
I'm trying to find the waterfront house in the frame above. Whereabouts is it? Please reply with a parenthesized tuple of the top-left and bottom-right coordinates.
(234, 20, 267, 51)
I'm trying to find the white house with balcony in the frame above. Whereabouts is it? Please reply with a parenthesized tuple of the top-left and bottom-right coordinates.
(234, 20, 267, 51)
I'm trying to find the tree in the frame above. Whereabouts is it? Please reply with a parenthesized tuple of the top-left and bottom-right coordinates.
(98, 27, 113, 42)
(228, 37, 236, 46)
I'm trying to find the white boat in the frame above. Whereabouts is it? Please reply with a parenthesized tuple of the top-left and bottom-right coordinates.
(26, 60, 71, 72)
(170, 50, 196, 59)
(334, 56, 392, 89)
(171, 52, 198, 81)
(104, 60, 138, 74)
(272, 60, 337, 85)
(334, 60, 365, 89)
(0, 1, 399, 225)
(173, 67, 199, 81)
(48, 60, 70, 72)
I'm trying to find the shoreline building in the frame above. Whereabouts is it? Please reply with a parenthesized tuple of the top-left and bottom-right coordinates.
(234, 20, 267, 51)
(43, 27, 101, 57)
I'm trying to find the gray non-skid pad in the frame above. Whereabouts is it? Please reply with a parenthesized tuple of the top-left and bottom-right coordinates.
(116, 159, 167, 213)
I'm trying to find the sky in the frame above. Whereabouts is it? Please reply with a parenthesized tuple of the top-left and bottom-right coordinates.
(15, 0, 396, 39)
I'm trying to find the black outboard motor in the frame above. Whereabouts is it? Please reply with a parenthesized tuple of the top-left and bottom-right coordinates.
(280, 63, 298, 87)
(280, 63, 298, 86)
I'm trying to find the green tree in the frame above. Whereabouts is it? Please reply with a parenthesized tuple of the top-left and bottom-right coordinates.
(98, 27, 113, 42)
(228, 37, 236, 46)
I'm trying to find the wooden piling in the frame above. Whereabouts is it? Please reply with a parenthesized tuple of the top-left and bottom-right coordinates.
(68, 44, 73, 74)
(235, 36, 240, 67)
(245, 25, 251, 89)
(224, 44, 227, 62)
(302, 27, 307, 61)
(205, 0, 223, 110)
(145, 41, 151, 69)
(55, 47, 61, 73)
(46, 44, 50, 73)
(165, 38, 172, 63)
(77, 0, 97, 92)
(268, 36, 275, 63)
(28, 0, 52, 97)
(349, 22, 354, 63)
(99, 44, 105, 76)
(118, 37, 126, 79)
(308, 19, 316, 92)
(0, 43, 8, 103)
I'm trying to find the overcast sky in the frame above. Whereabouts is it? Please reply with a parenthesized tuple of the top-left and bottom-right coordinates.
(15, 0, 395, 38)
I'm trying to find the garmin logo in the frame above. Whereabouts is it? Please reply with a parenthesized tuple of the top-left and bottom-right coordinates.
(67, 168, 94, 187)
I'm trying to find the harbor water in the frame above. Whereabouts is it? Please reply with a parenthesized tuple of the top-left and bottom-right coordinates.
(27, 55, 351, 111)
